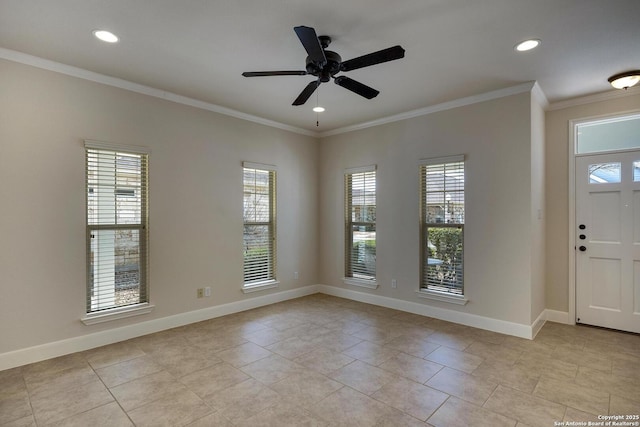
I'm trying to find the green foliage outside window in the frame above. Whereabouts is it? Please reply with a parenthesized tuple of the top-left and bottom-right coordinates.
(426, 227, 463, 291)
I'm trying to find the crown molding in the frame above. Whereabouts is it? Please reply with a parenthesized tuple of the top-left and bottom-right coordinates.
(531, 81, 549, 109)
(0, 48, 541, 139)
(318, 82, 537, 137)
(0, 47, 318, 137)
(11, 44, 630, 138)
(547, 86, 639, 111)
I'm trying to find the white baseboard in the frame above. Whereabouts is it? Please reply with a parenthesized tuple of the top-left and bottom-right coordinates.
(544, 309, 570, 324)
(1, 284, 570, 371)
(531, 310, 547, 339)
(318, 285, 535, 339)
(0, 285, 319, 371)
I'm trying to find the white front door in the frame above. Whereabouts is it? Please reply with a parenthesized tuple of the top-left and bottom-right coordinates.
(575, 150, 640, 333)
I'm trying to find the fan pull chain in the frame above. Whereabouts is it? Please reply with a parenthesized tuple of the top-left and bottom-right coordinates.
(316, 88, 320, 127)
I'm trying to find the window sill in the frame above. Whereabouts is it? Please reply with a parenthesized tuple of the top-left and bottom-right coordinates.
(81, 303, 154, 325)
(415, 289, 468, 305)
(343, 278, 378, 289)
(242, 280, 279, 294)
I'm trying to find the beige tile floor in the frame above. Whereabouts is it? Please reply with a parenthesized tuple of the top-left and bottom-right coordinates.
(2, 294, 640, 427)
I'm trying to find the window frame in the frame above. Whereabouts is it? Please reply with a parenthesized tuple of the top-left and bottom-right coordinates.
(343, 165, 378, 289)
(242, 161, 278, 293)
(82, 140, 153, 325)
(417, 155, 468, 305)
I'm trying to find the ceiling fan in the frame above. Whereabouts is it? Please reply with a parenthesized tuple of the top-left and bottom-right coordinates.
(242, 26, 405, 106)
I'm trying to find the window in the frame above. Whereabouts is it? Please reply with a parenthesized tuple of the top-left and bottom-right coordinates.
(576, 113, 640, 154)
(85, 141, 149, 320)
(344, 166, 377, 287)
(243, 162, 277, 291)
(419, 156, 466, 302)
(589, 162, 621, 184)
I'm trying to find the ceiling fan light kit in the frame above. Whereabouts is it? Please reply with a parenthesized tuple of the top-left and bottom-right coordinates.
(608, 70, 640, 90)
(242, 26, 405, 106)
(514, 39, 540, 52)
(93, 29, 119, 43)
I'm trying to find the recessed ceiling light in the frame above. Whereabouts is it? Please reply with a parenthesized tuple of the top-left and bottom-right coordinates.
(313, 106, 325, 113)
(608, 70, 640, 90)
(514, 39, 540, 52)
(93, 30, 119, 43)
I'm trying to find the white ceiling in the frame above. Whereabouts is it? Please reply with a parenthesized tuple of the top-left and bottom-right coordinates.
(1, 0, 639, 133)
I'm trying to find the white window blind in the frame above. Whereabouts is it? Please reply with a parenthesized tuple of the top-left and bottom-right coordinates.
(85, 141, 149, 314)
(420, 156, 464, 295)
(243, 163, 276, 286)
(345, 166, 376, 281)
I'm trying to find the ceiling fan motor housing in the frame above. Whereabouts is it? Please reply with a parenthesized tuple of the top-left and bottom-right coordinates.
(306, 50, 342, 82)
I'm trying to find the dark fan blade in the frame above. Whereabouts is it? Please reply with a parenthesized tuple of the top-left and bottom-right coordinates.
(294, 26, 326, 65)
(340, 45, 405, 72)
(292, 80, 321, 106)
(242, 71, 307, 77)
(334, 76, 379, 99)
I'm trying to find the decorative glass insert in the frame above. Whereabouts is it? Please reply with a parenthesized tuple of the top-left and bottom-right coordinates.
(589, 162, 621, 184)
(634, 161, 640, 182)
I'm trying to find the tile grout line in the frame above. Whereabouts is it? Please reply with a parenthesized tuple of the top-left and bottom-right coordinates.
(88, 353, 138, 427)
(21, 368, 38, 427)
(10, 296, 639, 426)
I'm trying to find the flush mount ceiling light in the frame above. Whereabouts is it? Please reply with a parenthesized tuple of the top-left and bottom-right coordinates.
(608, 70, 640, 90)
(312, 106, 325, 112)
(93, 30, 119, 43)
(514, 39, 541, 52)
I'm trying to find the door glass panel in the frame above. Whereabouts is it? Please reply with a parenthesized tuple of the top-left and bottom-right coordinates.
(634, 161, 640, 182)
(589, 162, 621, 184)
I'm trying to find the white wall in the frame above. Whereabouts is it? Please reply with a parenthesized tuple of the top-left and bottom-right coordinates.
(530, 92, 546, 325)
(318, 92, 539, 327)
(0, 59, 319, 355)
(0, 54, 560, 365)
(545, 92, 640, 314)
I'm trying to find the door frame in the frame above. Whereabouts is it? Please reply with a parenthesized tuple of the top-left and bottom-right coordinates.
(568, 109, 640, 326)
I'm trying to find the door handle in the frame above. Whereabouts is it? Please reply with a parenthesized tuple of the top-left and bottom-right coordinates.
(579, 246, 587, 252)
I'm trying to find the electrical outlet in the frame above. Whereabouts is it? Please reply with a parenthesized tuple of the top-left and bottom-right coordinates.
(197, 288, 204, 298)
(294, 271, 299, 280)
(391, 279, 397, 289)
(204, 286, 211, 297)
